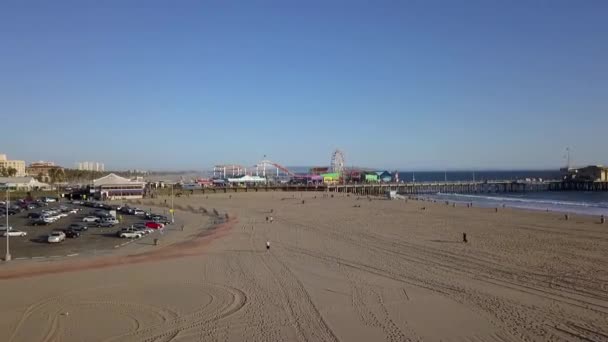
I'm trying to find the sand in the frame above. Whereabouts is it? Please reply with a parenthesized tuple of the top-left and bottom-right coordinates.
(1, 192, 607, 342)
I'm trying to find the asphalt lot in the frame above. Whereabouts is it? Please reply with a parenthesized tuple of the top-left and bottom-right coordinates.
(1, 201, 166, 259)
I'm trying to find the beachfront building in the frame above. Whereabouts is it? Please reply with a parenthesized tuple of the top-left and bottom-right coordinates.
(375, 171, 393, 183)
(0, 154, 26, 177)
(227, 175, 267, 186)
(363, 172, 379, 183)
(321, 172, 340, 184)
(291, 174, 323, 185)
(0, 177, 51, 190)
(92, 173, 146, 200)
(564, 166, 608, 182)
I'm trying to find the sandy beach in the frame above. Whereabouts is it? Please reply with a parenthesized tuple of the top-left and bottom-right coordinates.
(1, 192, 607, 341)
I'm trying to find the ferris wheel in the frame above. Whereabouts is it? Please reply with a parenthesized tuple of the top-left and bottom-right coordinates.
(331, 149, 345, 174)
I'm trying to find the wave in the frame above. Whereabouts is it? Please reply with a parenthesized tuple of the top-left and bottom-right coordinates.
(434, 193, 608, 209)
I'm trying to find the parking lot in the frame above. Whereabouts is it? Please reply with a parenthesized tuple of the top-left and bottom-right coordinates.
(1, 200, 169, 259)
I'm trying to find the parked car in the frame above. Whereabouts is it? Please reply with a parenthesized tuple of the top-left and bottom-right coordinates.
(83, 216, 100, 223)
(62, 230, 80, 238)
(145, 221, 164, 229)
(92, 210, 112, 218)
(2, 230, 27, 237)
(119, 231, 142, 239)
(41, 197, 58, 203)
(68, 223, 88, 231)
(153, 217, 171, 225)
(133, 209, 145, 215)
(44, 215, 61, 222)
(100, 217, 119, 225)
(0, 225, 13, 231)
(97, 221, 116, 228)
(47, 231, 66, 243)
(30, 218, 51, 226)
(27, 212, 42, 219)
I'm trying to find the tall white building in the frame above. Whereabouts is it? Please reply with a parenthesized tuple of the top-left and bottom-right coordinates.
(77, 161, 105, 172)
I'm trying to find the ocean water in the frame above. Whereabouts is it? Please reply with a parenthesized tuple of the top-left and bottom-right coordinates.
(424, 191, 608, 216)
(396, 170, 562, 182)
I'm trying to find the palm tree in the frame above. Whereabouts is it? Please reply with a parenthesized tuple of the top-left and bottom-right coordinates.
(48, 168, 58, 184)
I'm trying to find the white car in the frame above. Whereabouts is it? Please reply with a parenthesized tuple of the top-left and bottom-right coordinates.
(83, 216, 100, 223)
(57, 213, 69, 218)
(119, 231, 142, 239)
(47, 231, 66, 243)
(3, 230, 27, 237)
(133, 209, 145, 215)
(40, 215, 58, 223)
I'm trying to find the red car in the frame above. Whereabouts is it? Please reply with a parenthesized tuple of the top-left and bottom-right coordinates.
(145, 221, 164, 229)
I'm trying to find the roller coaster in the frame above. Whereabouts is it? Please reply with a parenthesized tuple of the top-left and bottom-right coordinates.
(213, 149, 344, 181)
(213, 159, 294, 179)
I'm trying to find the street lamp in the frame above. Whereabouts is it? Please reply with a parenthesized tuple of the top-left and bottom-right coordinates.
(171, 183, 175, 223)
(5, 188, 11, 261)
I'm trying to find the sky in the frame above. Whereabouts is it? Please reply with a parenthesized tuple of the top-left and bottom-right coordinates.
(1, 0, 606, 171)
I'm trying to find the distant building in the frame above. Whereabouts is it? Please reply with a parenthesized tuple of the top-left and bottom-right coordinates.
(0, 176, 51, 190)
(92, 173, 145, 200)
(374, 171, 393, 182)
(77, 161, 105, 172)
(563, 166, 608, 182)
(0, 154, 26, 177)
(26, 161, 64, 182)
(363, 172, 379, 183)
(320, 172, 340, 184)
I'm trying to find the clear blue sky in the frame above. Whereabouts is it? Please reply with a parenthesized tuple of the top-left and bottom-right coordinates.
(1, 1, 606, 171)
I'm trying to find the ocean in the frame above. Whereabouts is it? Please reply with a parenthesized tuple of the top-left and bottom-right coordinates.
(393, 170, 606, 216)
(422, 192, 608, 216)
(395, 170, 562, 182)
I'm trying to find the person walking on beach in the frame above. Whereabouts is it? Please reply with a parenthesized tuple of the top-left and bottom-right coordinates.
(266, 241, 270, 250)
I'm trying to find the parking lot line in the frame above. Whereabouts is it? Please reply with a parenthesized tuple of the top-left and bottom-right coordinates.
(67, 253, 79, 257)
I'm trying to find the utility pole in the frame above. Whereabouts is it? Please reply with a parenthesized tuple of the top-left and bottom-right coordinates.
(5, 188, 11, 261)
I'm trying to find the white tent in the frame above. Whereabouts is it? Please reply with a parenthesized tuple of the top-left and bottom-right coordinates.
(0, 177, 51, 190)
(227, 175, 267, 183)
